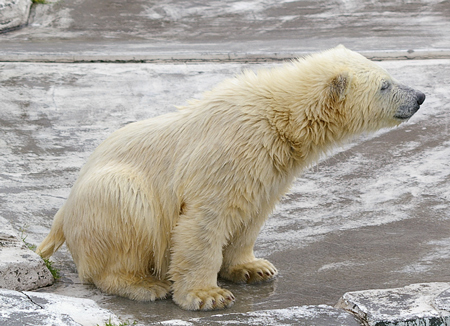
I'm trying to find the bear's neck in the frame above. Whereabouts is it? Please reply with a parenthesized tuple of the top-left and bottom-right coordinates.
(249, 92, 346, 174)
(266, 111, 342, 175)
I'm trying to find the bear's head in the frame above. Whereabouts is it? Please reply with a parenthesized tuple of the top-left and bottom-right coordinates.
(317, 45, 426, 133)
(279, 45, 426, 149)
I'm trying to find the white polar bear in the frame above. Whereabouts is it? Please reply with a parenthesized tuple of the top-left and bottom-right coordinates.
(37, 45, 425, 310)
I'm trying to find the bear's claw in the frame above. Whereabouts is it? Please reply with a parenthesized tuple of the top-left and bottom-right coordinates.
(174, 287, 235, 311)
(220, 258, 278, 284)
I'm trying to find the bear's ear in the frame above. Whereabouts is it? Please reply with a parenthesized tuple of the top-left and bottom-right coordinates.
(328, 72, 350, 104)
(335, 44, 347, 50)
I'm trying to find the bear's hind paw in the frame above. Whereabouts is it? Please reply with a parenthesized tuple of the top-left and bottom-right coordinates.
(128, 279, 171, 301)
(95, 275, 171, 302)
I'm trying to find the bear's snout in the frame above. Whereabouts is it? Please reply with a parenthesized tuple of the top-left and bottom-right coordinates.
(416, 91, 426, 105)
(393, 86, 425, 121)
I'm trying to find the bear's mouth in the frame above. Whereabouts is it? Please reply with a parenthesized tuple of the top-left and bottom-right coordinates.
(394, 104, 421, 120)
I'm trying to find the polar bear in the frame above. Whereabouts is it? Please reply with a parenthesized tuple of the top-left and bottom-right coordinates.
(36, 45, 425, 311)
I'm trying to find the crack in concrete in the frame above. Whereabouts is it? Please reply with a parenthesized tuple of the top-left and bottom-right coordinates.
(21, 291, 44, 309)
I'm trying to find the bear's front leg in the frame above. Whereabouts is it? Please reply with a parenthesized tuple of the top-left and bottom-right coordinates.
(220, 219, 278, 284)
(169, 212, 235, 311)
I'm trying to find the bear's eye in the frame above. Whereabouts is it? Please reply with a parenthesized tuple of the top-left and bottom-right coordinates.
(380, 80, 391, 91)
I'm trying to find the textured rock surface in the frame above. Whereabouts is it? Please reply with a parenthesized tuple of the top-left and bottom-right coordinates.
(0, 216, 54, 291)
(336, 282, 450, 326)
(0, 288, 121, 326)
(0, 0, 31, 32)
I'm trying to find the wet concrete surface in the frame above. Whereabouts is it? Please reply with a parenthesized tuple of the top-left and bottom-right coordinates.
(1, 59, 450, 323)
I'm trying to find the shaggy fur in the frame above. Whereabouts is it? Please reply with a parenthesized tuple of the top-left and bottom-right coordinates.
(36, 45, 425, 310)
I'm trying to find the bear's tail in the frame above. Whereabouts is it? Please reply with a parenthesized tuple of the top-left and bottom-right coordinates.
(36, 205, 66, 259)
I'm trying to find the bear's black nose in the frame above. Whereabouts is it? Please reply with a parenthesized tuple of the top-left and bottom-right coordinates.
(417, 91, 426, 105)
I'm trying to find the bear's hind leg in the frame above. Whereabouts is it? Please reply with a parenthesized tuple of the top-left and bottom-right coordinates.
(93, 272, 171, 301)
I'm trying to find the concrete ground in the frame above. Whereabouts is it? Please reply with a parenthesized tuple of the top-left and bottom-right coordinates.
(1, 0, 450, 325)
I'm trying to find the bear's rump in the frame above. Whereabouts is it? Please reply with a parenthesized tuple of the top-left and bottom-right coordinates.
(62, 167, 173, 281)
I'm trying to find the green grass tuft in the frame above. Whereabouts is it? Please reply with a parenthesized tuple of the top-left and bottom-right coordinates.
(19, 225, 37, 251)
(42, 257, 61, 279)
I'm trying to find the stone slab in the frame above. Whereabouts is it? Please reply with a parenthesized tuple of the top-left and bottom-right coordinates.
(0, 216, 54, 291)
(157, 305, 362, 326)
(0, 0, 31, 32)
(336, 282, 450, 326)
(434, 288, 450, 313)
(0, 288, 121, 326)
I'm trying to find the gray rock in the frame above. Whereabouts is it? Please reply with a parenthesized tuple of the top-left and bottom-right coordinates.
(336, 282, 450, 326)
(0, 288, 121, 326)
(157, 305, 362, 326)
(0, 0, 31, 32)
(434, 287, 450, 313)
(0, 216, 54, 291)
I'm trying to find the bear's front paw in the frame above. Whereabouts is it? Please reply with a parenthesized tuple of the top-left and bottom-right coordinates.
(173, 287, 235, 311)
(220, 258, 278, 284)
